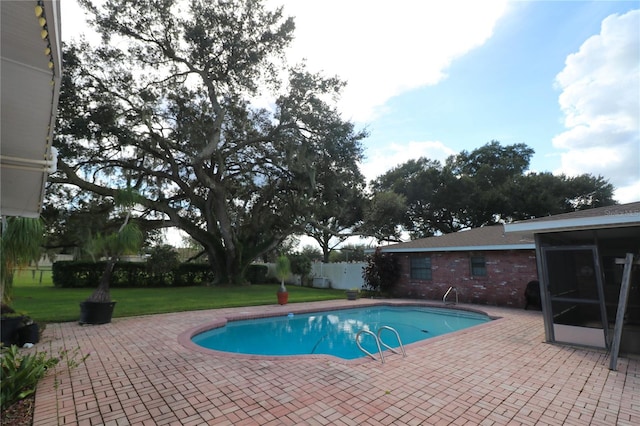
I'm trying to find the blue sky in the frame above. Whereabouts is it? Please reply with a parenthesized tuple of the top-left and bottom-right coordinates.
(63, 1, 639, 206)
(362, 1, 639, 194)
(265, 0, 640, 203)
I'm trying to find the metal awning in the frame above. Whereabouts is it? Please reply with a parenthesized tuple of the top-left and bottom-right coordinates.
(1, 0, 62, 218)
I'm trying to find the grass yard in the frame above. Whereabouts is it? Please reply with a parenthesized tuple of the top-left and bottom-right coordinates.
(9, 270, 346, 323)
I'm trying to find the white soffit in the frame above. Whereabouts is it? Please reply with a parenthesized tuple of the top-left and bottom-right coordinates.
(382, 244, 536, 253)
(1, 0, 61, 218)
(503, 212, 640, 234)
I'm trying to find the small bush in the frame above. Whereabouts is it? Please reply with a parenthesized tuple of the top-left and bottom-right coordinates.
(52, 261, 102, 288)
(0, 345, 58, 411)
(146, 245, 180, 286)
(111, 262, 149, 287)
(246, 264, 269, 284)
(289, 254, 312, 286)
(1, 345, 90, 411)
(173, 264, 215, 286)
(362, 248, 400, 295)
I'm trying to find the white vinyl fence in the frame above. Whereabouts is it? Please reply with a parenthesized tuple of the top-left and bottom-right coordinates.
(263, 261, 366, 289)
(309, 262, 366, 290)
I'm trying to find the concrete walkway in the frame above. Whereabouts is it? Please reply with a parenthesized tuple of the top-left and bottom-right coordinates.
(33, 300, 639, 425)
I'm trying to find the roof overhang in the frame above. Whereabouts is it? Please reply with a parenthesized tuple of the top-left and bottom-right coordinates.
(381, 244, 536, 253)
(504, 209, 640, 234)
(1, 0, 62, 218)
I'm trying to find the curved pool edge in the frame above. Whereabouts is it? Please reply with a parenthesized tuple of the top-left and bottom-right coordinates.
(177, 301, 503, 365)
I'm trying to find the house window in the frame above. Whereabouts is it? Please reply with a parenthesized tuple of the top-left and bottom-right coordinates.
(471, 256, 486, 276)
(411, 257, 432, 280)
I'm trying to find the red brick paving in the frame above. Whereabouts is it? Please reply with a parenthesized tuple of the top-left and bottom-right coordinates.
(32, 300, 639, 425)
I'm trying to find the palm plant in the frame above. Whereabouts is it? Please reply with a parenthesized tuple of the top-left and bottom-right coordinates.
(1, 217, 44, 304)
(84, 189, 143, 303)
(275, 255, 291, 293)
(85, 222, 142, 303)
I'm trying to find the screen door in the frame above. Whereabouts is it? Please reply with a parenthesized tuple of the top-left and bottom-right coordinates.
(542, 246, 609, 348)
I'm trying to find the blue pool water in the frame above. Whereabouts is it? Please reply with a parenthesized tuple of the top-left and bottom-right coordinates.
(192, 306, 491, 360)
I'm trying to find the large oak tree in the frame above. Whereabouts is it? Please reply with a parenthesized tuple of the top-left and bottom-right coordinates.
(50, 0, 366, 284)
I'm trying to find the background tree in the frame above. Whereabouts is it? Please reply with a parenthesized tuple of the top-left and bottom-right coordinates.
(329, 243, 368, 262)
(41, 195, 113, 257)
(304, 168, 367, 262)
(360, 190, 407, 243)
(507, 172, 615, 221)
(42, 192, 161, 258)
(369, 158, 472, 237)
(562, 174, 616, 209)
(443, 141, 534, 228)
(370, 158, 441, 237)
(369, 141, 616, 235)
(298, 245, 323, 262)
(50, 0, 366, 285)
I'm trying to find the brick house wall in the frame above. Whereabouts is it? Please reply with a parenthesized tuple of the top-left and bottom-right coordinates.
(392, 250, 538, 308)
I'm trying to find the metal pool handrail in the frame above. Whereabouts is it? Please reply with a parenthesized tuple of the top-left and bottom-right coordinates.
(356, 329, 385, 362)
(356, 326, 406, 363)
(443, 286, 458, 304)
(377, 326, 407, 358)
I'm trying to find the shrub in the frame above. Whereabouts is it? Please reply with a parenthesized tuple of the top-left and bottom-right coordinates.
(289, 254, 312, 286)
(52, 261, 148, 287)
(172, 264, 215, 286)
(52, 261, 103, 288)
(246, 264, 269, 284)
(146, 245, 180, 286)
(362, 248, 400, 295)
(111, 262, 150, 287)
(1, 345, 58, 411)
(1, 345, 90, 412)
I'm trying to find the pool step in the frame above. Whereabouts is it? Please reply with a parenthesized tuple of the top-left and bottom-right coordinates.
(355, 326, 407, 363)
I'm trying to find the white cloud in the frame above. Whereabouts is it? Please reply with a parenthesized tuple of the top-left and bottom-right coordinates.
(61, 1, 95, 42)
(272, 0, 509, 122)
(553, 10, 640, 203)
(66, 0, 509, 125)
(360, 140, 456, 184)
(614, 180, 640, 205)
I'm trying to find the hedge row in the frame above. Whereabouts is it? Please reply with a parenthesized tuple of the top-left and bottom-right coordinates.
(52, 262, 273, 288)
(52, 261, 216, 288)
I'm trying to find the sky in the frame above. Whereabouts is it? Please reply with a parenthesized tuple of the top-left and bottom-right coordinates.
(264, 0, 640, 204)
(61, 1, 639, 218)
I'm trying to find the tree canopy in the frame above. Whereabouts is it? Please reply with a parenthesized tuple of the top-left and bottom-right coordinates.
(370, 141, 616, 237)
(304, 165, 367, 262)
(49, 0, 366, 284)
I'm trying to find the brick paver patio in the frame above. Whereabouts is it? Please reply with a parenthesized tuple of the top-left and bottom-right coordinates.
(32, 299, 639, 425)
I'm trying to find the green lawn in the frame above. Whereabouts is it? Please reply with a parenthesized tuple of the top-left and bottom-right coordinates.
(9, 270, 346, 323)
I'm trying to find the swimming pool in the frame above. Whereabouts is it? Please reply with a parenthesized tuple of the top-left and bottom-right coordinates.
(191, 305, 491, 360)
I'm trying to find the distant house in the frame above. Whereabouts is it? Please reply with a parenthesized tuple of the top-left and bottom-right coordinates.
(379, 225, 537, 307)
